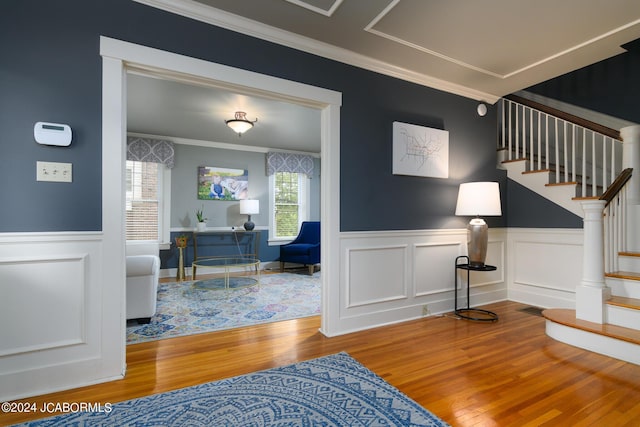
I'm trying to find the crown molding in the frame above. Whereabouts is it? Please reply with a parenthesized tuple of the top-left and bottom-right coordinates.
(133, 0, 500, 103)
(127, 132, 321, 157)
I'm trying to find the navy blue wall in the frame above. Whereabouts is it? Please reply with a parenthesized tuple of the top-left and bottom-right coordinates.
(506, 181, 583, 228)
(3, 0, 576, 234)
(526, 39, 640, 124)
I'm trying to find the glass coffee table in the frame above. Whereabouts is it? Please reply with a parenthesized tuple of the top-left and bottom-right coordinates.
(191, 256, 260, 293)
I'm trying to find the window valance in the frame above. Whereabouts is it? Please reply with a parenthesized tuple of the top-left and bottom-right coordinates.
(127, 137, 175, 169)
(266, 152, 314, 178)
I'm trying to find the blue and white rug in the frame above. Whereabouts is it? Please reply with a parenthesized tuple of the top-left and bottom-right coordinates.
(127, 272, 321, 344)
(18, 352, 448, 426)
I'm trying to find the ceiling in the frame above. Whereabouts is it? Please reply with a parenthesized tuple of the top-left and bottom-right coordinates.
(129, 0, 640, 152)
(127, 73, 322, 152)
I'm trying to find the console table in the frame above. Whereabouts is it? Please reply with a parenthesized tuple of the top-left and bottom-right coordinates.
(454, 255, 498, 322)
(192, 230, 260, 277)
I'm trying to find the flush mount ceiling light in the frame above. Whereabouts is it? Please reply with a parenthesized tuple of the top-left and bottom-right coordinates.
(225, 111, 257, 136)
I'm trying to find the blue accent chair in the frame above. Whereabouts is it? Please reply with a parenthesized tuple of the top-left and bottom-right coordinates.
(280, 221, 320, 275)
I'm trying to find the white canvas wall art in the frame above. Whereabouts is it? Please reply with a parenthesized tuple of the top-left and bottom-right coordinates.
(392, 121, 449, 178)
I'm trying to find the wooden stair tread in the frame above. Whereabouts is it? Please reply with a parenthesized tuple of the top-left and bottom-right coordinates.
(606, 271, 640, 281)
(572, 196, 599, 201)
(542, 308, 640, 345)
(501, 157, 527, 164)
(522, 169, 552, 175)
(620, 251, 640, 258)
(608, 296, 640, 310)
(545, 181, 578, 187)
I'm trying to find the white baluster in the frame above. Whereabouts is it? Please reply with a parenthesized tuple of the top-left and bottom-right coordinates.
(602, 137, 608, 192)
(571, 124, 576, 183)
(501, 99, 506, 152)
(592, 133, 597, 197)
(610, 136, 616, 184)
(508, 101, 513, 160)
(529, 108, 534, 170)
(515, 104, 520, 159)
(537, 111, 542, 170)
(545, 114, 549, 170)
(555, 118, 560, 183)
(563, 121, 568, 183)
(582, 128, 587, 198)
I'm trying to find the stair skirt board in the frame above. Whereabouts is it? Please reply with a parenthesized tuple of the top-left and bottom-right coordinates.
(545, 320, 640, 365)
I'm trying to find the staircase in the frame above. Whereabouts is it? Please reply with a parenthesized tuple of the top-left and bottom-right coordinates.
(499, 96, 640, 365)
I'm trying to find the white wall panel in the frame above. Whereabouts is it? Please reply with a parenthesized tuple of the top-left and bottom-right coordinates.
(507, 228, 583, 308)
(337, 229, 507, 334)
(0, 232, 122, 401)
(514, 241, 580, 291)
(474, 240, 505, 285)
(0, 255, 87, 356)
(347, 245, 407, 307)
(414, 242, 460, 295)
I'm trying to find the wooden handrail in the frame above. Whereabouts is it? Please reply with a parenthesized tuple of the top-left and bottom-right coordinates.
(505, 94, 621, 141)
(600, 168, 633, 206)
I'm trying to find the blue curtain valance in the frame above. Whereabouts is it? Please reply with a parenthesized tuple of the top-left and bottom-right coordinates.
(266, 152, 314, 178)
(127, 137, 175, 169)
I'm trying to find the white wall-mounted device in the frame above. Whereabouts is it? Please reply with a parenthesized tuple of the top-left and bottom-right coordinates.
(34, 122, 72, 146)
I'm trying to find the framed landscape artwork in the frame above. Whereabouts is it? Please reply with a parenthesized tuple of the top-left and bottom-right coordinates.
(197, 166, 249, 201)
(392, 121, 449, 178)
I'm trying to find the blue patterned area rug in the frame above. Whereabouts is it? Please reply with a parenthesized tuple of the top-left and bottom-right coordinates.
(19, 352, 448, 426)
(127, 272, 320, 344)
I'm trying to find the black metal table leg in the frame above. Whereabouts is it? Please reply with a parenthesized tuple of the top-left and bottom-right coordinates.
(454, 255, 499, 322)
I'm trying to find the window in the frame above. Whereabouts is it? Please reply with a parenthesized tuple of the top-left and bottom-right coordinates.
(270, 171, 309, 242)
(126, 160, 170, 243)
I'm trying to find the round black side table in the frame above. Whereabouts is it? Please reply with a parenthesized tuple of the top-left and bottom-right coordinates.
(454, 255, 499, 322)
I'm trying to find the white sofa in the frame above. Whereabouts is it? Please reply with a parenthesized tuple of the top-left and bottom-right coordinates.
(126, 255, 160, 323)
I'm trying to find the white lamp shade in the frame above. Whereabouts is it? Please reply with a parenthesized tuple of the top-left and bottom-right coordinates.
(227, 120, 253, 134)
(455, 182, 502, 216)
(240, 199, 259, 215)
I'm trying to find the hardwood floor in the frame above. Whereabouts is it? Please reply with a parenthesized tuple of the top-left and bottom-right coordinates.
(3, 301, 640, 426)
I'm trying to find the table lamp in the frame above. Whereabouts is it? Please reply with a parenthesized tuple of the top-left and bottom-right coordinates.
(240, 199, 259, 231)
(455, 182, 502, 267)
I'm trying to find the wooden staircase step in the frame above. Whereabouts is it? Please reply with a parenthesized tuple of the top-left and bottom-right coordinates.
(542, 308, 640, 346)
(545, 181, 578, 187)
(522, 168, 552, 175)
(502, 153, 601, 196)
(606, 271, 640, 281)
(620, 251, 640, 258)
(607, 296, 640, 310)
(501, 157, 527, 164)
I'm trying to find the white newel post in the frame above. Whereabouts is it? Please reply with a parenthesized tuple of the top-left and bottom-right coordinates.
(576, 200, 610, 323)
(620, 125, 640, 252)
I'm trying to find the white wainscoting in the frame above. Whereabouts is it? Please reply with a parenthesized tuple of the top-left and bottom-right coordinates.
(506, 228, 584, 309)
(0, 232, 124, 401)
(336, 228, 507, 334)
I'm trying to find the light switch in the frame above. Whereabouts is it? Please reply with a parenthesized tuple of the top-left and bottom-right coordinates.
(36, 161, 72, 183)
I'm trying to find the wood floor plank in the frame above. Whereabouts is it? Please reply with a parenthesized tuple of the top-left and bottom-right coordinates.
(2, 301, 640, 426)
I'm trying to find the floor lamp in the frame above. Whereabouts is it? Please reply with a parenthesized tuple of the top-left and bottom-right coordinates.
(455, 182, 502, 267)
